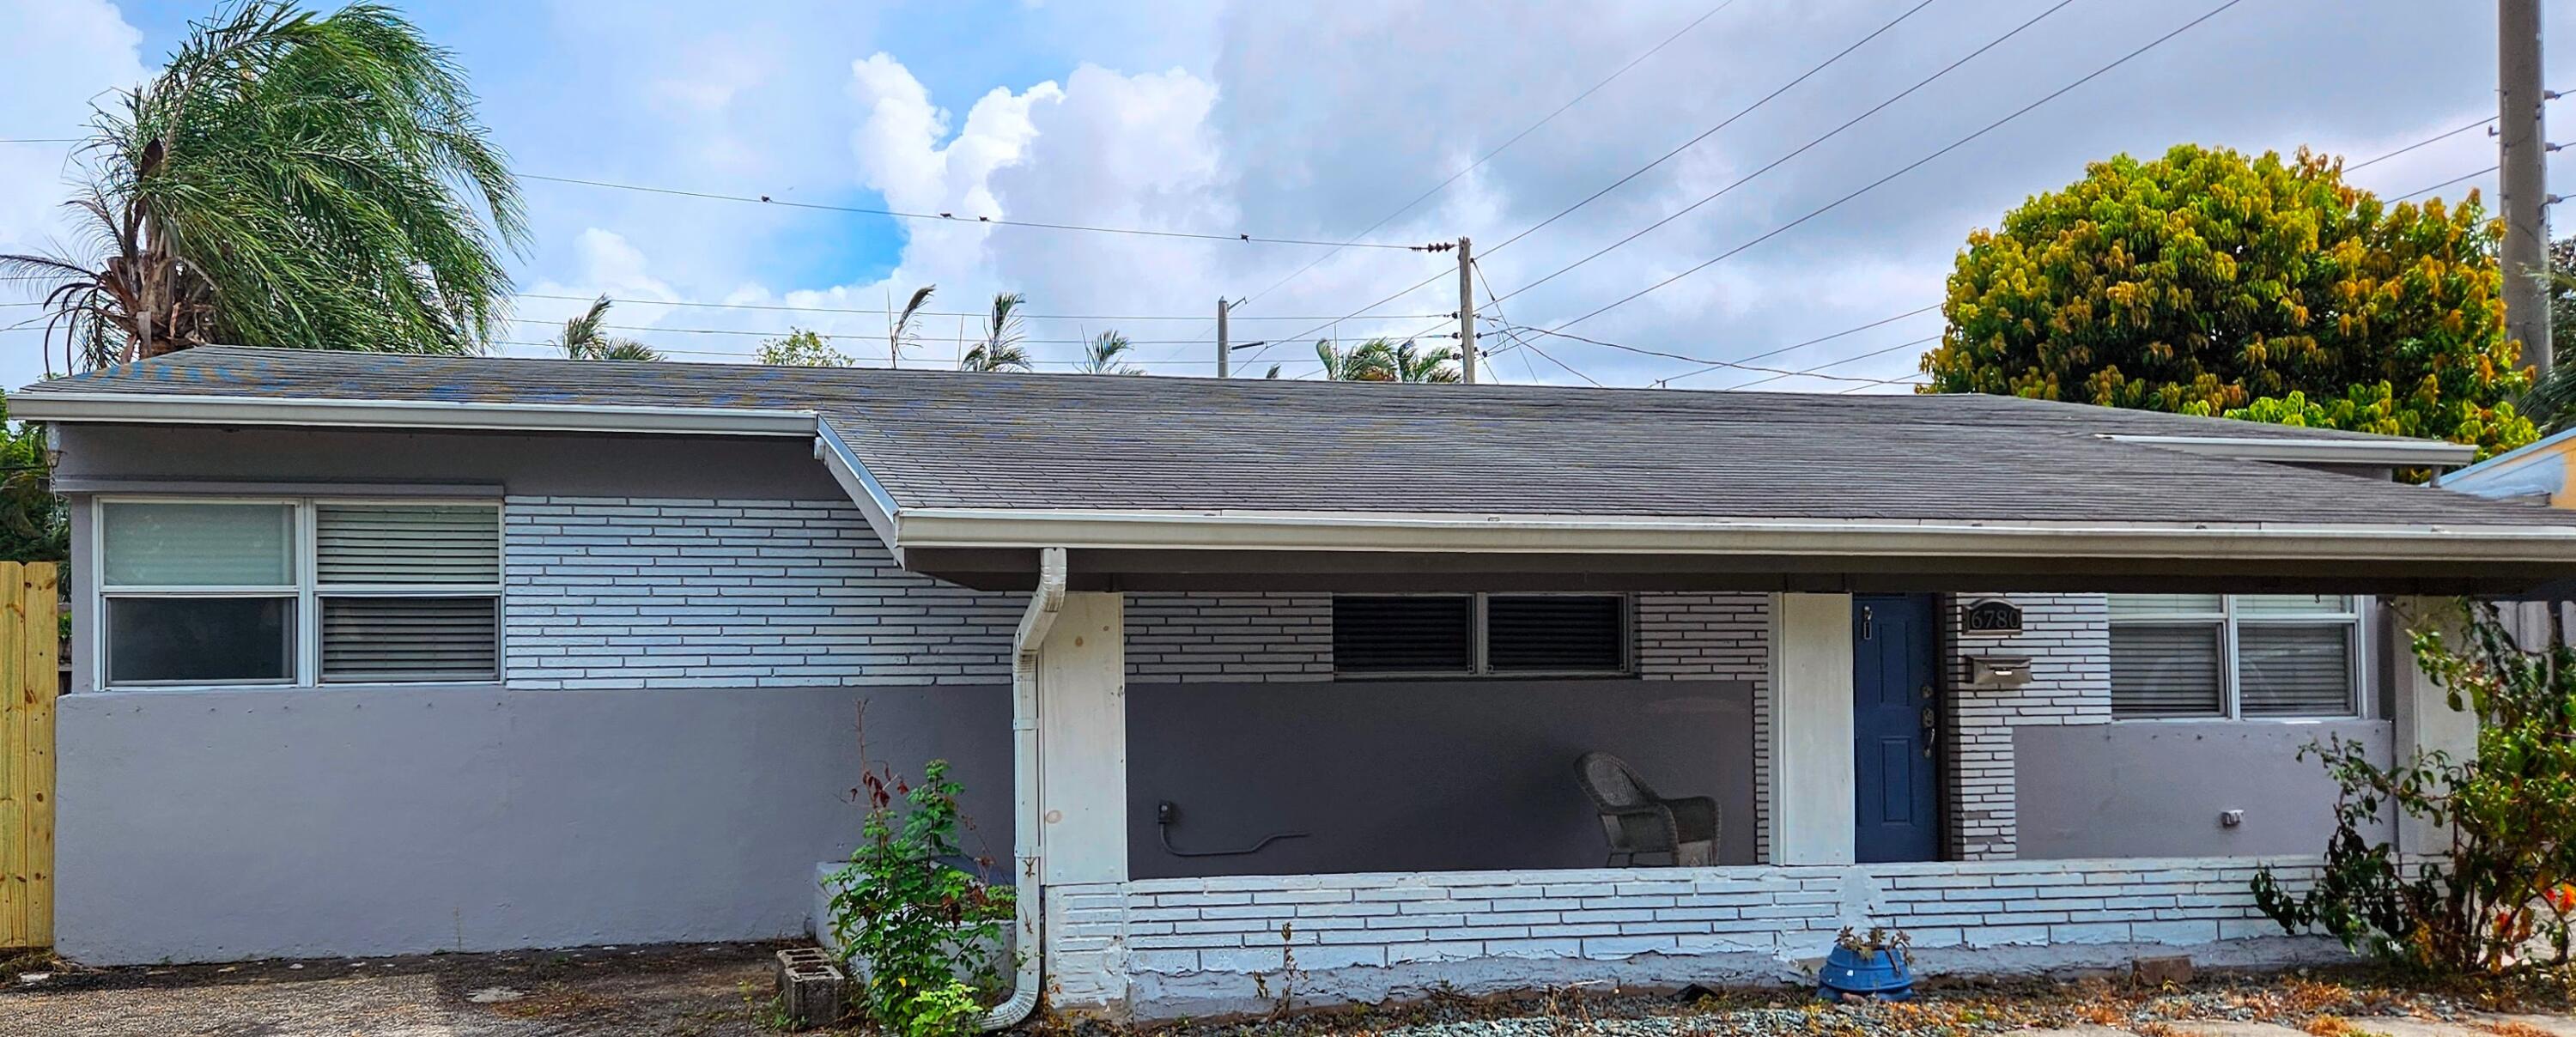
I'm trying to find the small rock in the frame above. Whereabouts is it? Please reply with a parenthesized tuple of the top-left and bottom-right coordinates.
(287, 963, 304, 970)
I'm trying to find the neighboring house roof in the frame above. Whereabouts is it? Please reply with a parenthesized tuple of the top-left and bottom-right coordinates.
(15, 346, 2576, 592)
(2435, 423, 2576, 508)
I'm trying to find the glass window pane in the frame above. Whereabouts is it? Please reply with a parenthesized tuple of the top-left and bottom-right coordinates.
(316, 504, 501, 585)
(321, 596, 498, 682)
(2108, 594, 2223, 620)
(1486, 595, 1625, 673)
(2235, 595, 2354, 617)
(2240, 624, 2355, 717)
(101, 502, 293, 587)
(1333, 596, 1473, 674)
(2111, 623, 2224, 718)
(106, 597, 294, 684)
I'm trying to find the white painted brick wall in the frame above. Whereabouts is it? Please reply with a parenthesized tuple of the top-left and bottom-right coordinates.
(504, 497, 1023, 688)
(1125, 593, 1332, 682)
(1942, 594, 2111, 859)
(1069, 856, 2323, 1009)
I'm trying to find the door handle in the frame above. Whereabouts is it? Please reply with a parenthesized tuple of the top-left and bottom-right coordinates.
(1921, 696, 1938, 756)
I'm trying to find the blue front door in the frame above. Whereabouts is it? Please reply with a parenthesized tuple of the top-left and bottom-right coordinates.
(1853, 594, 1940, 863)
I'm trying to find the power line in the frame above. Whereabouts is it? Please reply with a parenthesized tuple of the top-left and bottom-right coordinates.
(1538, 0, 2247, 337)
(1228, 0, 1743, 317)
(507, 291, 1441, 323)
(2346, 115, 2497, 173)
(1722, 334, 1941, 391)
(1496, 322, 1924, 387)
(500, 314, 1242, 345)
(0, 138, 79, 144)
(1493, 0, 2076, 307)
(2391, 164, 2501, 202)
(1651, 305, 1940, 387)
(1473, 258, 1600, 387)
(1485, 0, 1944, 264)
(521, 173, 1435, 251)
(1246, 0, 1945, 364)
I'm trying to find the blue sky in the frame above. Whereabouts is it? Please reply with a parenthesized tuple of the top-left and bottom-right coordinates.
(7, 0, 2576, 391)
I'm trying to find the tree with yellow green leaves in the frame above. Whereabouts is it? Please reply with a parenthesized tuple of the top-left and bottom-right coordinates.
(1921, 143, 2536, 459)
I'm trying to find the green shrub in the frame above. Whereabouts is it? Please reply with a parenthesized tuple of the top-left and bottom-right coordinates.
(828, 759, 1015, 1036)
(2253, 599, 2576, 974)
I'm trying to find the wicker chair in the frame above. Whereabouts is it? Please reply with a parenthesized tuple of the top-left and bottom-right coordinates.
(1576, 752, 1717, 867)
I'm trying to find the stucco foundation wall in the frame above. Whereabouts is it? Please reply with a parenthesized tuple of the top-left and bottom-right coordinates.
(1055, 858, 2336, 1021)
(52, 682, 1011, 965)
(1126, 679, 1757, 880)
(2014, 720, 2393, 859)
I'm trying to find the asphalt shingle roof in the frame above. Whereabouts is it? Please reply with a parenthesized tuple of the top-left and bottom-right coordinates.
(17, 345, 2567, 530)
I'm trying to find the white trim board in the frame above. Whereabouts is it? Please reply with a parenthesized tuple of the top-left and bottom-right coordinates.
(10, 392, 818, 437)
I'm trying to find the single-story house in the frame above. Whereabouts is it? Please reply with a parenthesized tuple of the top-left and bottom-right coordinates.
(15, 345, 2576, 1023)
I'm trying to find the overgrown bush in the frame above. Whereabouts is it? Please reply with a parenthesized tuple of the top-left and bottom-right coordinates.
(2253, 599, 2576, 974)
(828, 758, 1015, 1036)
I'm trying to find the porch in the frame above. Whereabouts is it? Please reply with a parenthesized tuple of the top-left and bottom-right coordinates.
(884, 578, 2470, 1021)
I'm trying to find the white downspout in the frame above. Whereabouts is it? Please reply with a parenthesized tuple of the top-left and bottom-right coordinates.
(983, 546, 1065, 1031)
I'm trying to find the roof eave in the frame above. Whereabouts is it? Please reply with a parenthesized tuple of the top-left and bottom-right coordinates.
(6, 391, 819, 437)
(890, 506, 2576, 563)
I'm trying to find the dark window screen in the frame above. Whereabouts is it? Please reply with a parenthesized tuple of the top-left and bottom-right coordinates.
(1333, 596, 1473, 674)
(1486, 595, 1625, 672)
(106, 597, 294, 684)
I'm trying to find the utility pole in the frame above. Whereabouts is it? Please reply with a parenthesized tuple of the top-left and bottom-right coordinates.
(1456, 235, 1477, 384)
(1216, 298, 1230, 379)
(2502, 0, 2552, 380)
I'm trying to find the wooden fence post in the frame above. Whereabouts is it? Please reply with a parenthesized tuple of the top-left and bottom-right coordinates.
(1, 561, 60, 949)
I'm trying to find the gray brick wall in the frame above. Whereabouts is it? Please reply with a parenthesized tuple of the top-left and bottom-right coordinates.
(1941, 593, 2111, 860)
(504, 496, 1024, 688)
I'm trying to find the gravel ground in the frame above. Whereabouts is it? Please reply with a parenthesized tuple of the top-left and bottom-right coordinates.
(1, 947, 2571, 1037)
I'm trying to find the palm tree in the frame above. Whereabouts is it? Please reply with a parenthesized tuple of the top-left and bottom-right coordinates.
(959, 291, 1031, 372)
(556, 296, 663, 361)
(1315, 337, 1460, 382)
(886, 284, 935, 368)
(1, 1, 526, 372)
(1077, 331, 1139, 374)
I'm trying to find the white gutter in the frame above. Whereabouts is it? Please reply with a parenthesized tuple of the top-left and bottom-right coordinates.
(2101, 434, 2477, 469)
(813, 423, 906, 562)
(892, 507, 2576, 563)
(7, 391, 817, 437)
(984, 546, 1065, 1032)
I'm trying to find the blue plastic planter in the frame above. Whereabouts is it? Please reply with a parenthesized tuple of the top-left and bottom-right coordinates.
(1817, 944, 1914, 1002)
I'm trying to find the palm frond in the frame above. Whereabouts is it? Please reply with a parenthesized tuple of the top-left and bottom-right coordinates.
(1078, 331, 1139, 374)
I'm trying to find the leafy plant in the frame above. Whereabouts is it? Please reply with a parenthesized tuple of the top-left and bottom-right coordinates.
(3, 0, 525, 371)
(1833, 925, 1912, 963)
(1313, 337, 1460, 382)
(756, 328, 852, 367)
(2253, 599, 2576, 974)
(554, 296, 662, 361)
(959, 293, 1030, 373)
(828, 759, 1013, 1037)
(886, 285, 936, 368)
(1076, 331, 1139, 374)
(1923, 144, 2535, 463)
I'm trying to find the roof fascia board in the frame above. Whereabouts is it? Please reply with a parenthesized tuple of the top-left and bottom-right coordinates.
(2101, 434, 2476, 468)
(890, 506, 2576, 563)
(812, 422, 905, 562)
(7, 392, 818, 437)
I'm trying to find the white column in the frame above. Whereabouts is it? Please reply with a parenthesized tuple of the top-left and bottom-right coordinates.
(1039, 591, 1127, 885)
(2387, 597, 2478, 857)
(1769, 591, 1856, 865)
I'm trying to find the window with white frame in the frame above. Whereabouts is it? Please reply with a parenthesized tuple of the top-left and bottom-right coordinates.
(2106, 594, 2364, 719)
(1332, 593, 1630, 676)
(98, 500, 501, 687)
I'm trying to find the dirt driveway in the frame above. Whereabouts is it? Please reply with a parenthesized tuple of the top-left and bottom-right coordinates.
(0, 942, 790, 1037)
